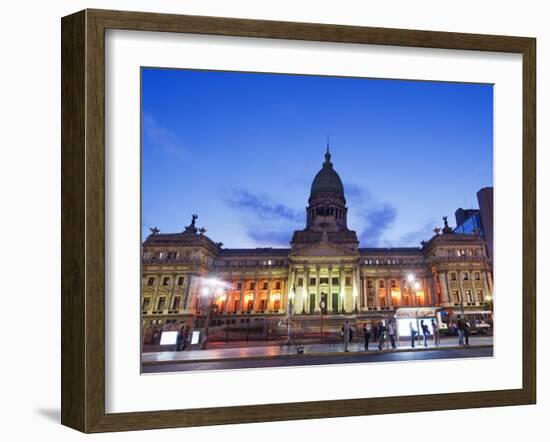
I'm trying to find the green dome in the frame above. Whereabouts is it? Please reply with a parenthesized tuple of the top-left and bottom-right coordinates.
(310, 148, 345, 199)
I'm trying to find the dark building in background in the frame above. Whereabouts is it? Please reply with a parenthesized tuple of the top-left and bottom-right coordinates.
(454, 209, 483, 236)
(454, 187, 494, 266)
(477, 187, 494, 265)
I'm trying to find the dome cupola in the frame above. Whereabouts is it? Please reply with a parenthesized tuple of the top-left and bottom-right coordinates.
(309, 147, 345, 201)
(305, 145, 348, 232)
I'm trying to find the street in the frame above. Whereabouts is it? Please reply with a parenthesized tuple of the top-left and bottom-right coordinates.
(142, 336, 493, 373)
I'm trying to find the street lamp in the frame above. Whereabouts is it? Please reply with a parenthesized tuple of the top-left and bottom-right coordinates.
(199, 277, 226, 350)
(319, 293, 326, 344)
(405, 273, 421, 345)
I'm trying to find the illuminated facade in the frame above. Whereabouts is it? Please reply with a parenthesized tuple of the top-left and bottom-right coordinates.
(141, 148, 493, 342)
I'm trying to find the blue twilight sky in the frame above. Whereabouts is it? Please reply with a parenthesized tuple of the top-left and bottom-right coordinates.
(141, 68, 493, 248)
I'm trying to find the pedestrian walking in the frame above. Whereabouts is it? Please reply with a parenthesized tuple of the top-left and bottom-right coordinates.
(342, 320, 352, 352)
(420, 319, 429, 347)
(409, 321, 418, 348)
(464, 319, 471, 346)
(175, 325, 185, 351)
(457, 316, 465, 346)
(378, 321, 386, 350)
(431, 318, 440, 347)
(388, 320, 397, 349)
(450, 320, 458, 336)
(362, 322, 371, 351)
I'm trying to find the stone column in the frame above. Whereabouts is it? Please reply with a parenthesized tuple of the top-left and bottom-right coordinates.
(482, 271, 493, 302)
(239, 277, 246, 312)
(439, 272, 450, 304)
(150, 275, 160, 312)
(314, 265, 320, 314)
(286, 266, 294, 314)
(253, 276, 259, 312)
(304, 268, 310, 314)
(328, 265, 333, 313)
(457, 270, 465, 304)
(166, 274, 176, 312)
(374, 277, 380, 310)
(354, 267, 361, 311)
(365, 276, 370, 309)
(338, 266, 346, 313)
(267, 276, 272, 312)
(183, 274, 192, 310)
(386, 278, 393, 309)
(421, 277, 428, 306)
(486, 269, 494, 294)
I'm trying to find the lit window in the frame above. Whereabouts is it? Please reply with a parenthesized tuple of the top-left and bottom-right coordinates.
(466, 290, 473, 303)
(452, 290, 460, 303)
(142, 298, 150, 311)
(172, 296, 181, 310)
(477, 290, 484, 303)
(157, 297, 166, 311)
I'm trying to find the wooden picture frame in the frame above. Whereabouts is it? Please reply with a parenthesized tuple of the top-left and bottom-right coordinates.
(61, 8, 536, 433)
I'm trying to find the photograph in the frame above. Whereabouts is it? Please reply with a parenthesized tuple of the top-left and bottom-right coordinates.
(139, 68, 495, 374)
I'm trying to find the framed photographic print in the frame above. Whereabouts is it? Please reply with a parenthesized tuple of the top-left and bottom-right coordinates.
(61, 9, 536, 433)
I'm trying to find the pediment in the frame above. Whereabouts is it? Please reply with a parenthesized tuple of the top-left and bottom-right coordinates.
(293, 242, 357, 257)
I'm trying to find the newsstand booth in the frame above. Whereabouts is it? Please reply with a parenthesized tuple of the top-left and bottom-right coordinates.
(395, 307, 441, 346)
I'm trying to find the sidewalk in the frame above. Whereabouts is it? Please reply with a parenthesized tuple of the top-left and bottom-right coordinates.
(142, 336, 493, 365)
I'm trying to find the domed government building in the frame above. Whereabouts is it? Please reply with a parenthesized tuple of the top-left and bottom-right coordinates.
(141, 146, 493, 345)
